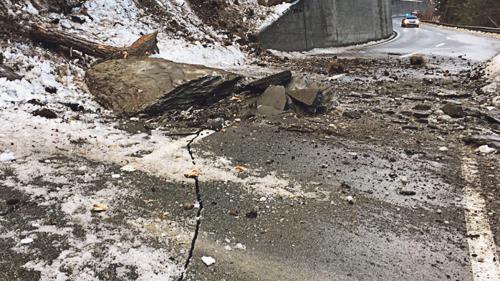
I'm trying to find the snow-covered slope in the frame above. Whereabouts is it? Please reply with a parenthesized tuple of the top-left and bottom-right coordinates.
(4, 0, 291, 67)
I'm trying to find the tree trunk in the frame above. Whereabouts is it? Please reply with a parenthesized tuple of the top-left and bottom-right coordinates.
(0, 6, 159, 60)
(29, 24, 159, 59)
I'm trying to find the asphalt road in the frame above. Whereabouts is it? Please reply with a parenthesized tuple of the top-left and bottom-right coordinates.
(358, 18, 500, 61)
(186, 125, 474, 281)
(182, 21, 500, 281)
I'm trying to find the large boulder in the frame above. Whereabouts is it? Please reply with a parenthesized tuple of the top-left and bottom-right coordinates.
(85, 58, 241, 116)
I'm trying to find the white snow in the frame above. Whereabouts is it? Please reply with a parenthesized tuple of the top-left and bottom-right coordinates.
(62, 0, 249, 67)
(0, 151, 16, 162)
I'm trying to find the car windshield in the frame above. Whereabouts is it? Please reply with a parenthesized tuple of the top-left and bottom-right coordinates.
(406, 16, 418, 19)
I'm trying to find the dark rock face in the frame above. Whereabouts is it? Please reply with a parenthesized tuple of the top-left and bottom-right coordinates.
(85, 58, 241, 116)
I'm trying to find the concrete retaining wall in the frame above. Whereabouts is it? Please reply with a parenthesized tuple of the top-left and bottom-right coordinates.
(259, 0, 393, 51)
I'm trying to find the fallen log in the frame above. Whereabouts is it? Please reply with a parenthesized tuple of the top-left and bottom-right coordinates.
(29, 24, 159, 59)
(0, 6, 158, 60)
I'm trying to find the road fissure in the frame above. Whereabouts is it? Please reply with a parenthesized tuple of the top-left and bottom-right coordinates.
(178, 130, 205, 281)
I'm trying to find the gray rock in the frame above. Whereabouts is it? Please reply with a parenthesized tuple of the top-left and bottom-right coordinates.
(412, 110, 432, 119)
(399, 190, 416, 196)
(441, 101, 464, 118)
(206, 118, 225, 130)
(257, 85, 287, 116)
(287, 87, 322, 107)
(85, 58, 241, 116)
(244, 70, 292, 93)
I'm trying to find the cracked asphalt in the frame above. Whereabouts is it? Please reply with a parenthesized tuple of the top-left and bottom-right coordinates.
(1, 21, 499, 281)
(182, 124, 473, 281)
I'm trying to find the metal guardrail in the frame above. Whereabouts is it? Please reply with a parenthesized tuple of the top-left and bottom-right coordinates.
(421, 20, 500, 34)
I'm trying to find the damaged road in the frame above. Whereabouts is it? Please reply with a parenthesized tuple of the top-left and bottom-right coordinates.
(1, 2, 500, 281)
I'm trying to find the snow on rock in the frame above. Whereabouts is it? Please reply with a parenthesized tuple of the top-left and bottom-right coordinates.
(257, 1, 295, 31)
(61, 0, 247, 67)
(152, 38, 245, 67)
(483, 53, 500, 96)
(0, 43, 98, 109)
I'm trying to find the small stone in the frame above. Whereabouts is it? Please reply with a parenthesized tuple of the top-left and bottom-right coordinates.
(32, 108, 58, 119)
(228, 208, 239, 216)
(441, 101, 464, 118)
(476, 145, 496, 155)
(345, 196, 354, 204)
(20, 238, 34, 245)
(207, 118, 225, 130)
(91, 203, 108, 213)
(246, 210, 258, 219)
(409, 55, 427, 66)
(439, 147, 448, 152)
(399, 190, 416, 196)
(44, 86, 58, 94)
(400, 176, 409, 184)
(413, 110, 432, 118)
(201, 256, 216, 266)
(120, 164, 136, 172)
(182, 202, 195, 210)
(234, 243, 246, 250)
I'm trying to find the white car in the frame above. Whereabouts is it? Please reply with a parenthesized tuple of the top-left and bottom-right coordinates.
(401, 14, 420, 28)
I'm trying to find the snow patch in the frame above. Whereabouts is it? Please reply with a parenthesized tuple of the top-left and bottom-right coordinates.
(0, 151, 16, 162)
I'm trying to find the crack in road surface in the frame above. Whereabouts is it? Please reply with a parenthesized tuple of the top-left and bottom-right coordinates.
(462, 157, 500, 281)
(178, 130, 205, 281)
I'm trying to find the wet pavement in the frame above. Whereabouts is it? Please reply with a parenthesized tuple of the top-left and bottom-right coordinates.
(183, 124, 475, 281)
(358, 18, 500, 61)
